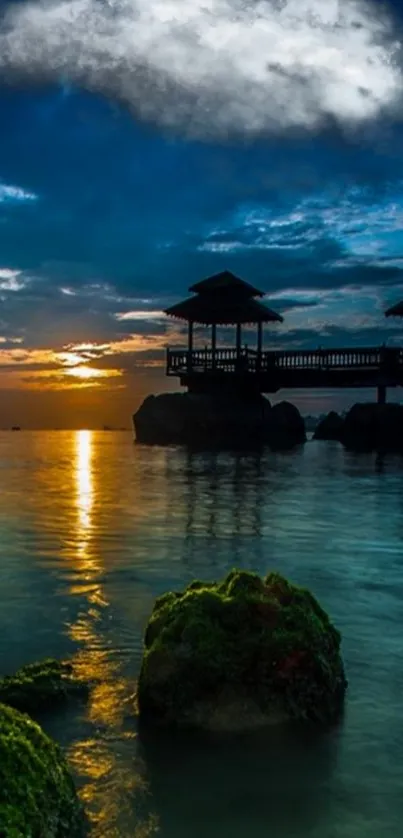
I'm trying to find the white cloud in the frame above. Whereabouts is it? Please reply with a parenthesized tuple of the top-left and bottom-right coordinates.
(115, 310, 164, 321)
(0, 269, 21, 280)
(0, 0, 400, 138)
(0, 184, 37, 203)
(0, 268, 26, 291)
(199, 241, 242, 253)
(270, 288, 328, 302)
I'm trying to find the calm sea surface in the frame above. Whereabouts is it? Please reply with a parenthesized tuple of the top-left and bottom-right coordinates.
(1, 430, 403, 837)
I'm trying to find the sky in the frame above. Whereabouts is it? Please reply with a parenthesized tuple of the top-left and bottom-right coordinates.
(1, 0, 403, 426)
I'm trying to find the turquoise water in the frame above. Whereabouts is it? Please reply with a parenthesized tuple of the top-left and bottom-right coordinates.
(0, 430, 403, 837)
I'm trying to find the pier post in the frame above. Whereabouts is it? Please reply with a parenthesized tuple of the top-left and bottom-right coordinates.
(187, 321, 194, 373)
(377, 384, 386, 405)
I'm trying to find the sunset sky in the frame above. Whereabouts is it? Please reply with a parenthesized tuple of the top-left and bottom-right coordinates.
(1, 0, 403, 427)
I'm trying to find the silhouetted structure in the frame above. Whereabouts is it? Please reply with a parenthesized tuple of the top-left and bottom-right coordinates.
(165, 270, 282, 396)
(165, 272, 403, 403)
(385, 301, 403, 317)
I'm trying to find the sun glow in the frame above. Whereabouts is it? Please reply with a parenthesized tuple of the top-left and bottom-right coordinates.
(64, 365, 108, 380)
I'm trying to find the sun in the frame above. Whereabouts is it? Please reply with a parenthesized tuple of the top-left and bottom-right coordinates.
(64, 366, 106, 380)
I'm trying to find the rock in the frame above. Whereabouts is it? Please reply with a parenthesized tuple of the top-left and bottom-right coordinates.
(0, 658, 88, 715)
(266, 401, 306, 448)
(0, 703, 86, 836)
(342, 402, 403, 452)
(309, 403, 403, 451)
(313, 411, 344, 441)
(137, 570, 347, 732)
(133, 392, 305, 449)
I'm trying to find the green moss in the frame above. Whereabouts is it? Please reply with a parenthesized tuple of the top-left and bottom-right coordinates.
(0, 659, 88, 715)
(0, 702, 86, 837)
(138, 570, 347, 730)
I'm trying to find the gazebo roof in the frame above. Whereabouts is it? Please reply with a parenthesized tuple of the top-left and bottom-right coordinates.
(188, 270, 264, 298)
(385, 301, 403, 317)
(165, 294, 283, 325)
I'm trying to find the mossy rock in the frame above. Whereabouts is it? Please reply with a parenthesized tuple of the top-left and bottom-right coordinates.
(0, 658, 88, 715)
(137, 570, 347, 731)
(0, 702, 86, 837)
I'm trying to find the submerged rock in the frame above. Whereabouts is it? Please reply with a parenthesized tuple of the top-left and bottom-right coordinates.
(133, 392, 305, 449)
(313, 411, 344, 441)
(137, 570, 346, 732)
(139, 723, 339, 838)
(0, 658, 88, 715)
(0, 703, 86, 837)
(342, 402, 403, 452)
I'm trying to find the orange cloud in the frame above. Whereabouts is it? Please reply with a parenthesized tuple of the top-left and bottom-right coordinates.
(0, 367, 123, 390)
(0, 330, 171, 390)
(0, 347, 57, 366)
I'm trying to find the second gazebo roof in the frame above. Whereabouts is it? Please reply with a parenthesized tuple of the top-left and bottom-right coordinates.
(188, 270, 264, 297)
(385, 301, 403, 317)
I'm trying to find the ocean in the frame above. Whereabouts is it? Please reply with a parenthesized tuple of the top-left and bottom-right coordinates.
(0, 430, 402, 837)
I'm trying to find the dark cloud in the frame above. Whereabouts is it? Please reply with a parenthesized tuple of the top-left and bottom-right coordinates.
(0, 9, 402, 366)
(278, 320, 403, 348)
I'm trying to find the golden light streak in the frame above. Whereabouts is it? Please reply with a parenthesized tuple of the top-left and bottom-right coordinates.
(67, 430, 149, 832)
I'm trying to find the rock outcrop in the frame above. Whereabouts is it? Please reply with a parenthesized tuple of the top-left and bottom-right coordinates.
(137, 569, 347, 732)
(310, 403, 403, 451)
(313, 411, 344, 441)
(265, 400, 306, 449)
(0, 703, 86, 837)
(342, 402, 403, 452)
(0, 658, 88, 716)
(133, 392, 306, 449)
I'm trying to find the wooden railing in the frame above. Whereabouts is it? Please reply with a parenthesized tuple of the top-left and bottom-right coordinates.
(166, 346, 403, 376)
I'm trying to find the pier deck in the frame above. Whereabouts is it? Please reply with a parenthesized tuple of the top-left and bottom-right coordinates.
(166, 346, 403, 399)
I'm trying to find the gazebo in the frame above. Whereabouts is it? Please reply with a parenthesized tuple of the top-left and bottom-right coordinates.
(165, 271, 282, 381)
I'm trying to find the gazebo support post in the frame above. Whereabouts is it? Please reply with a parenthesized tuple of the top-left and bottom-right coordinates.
(257, 321, 263, 372)
(188, 321, 194, 373)
(211, 323, 217, 370)
(236, 323, 242, 359)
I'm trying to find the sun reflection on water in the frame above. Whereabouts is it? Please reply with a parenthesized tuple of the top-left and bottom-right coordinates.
(76, 429, 93, 552)
(72, 430, 103, 594)
(66, 431, 151, 834)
